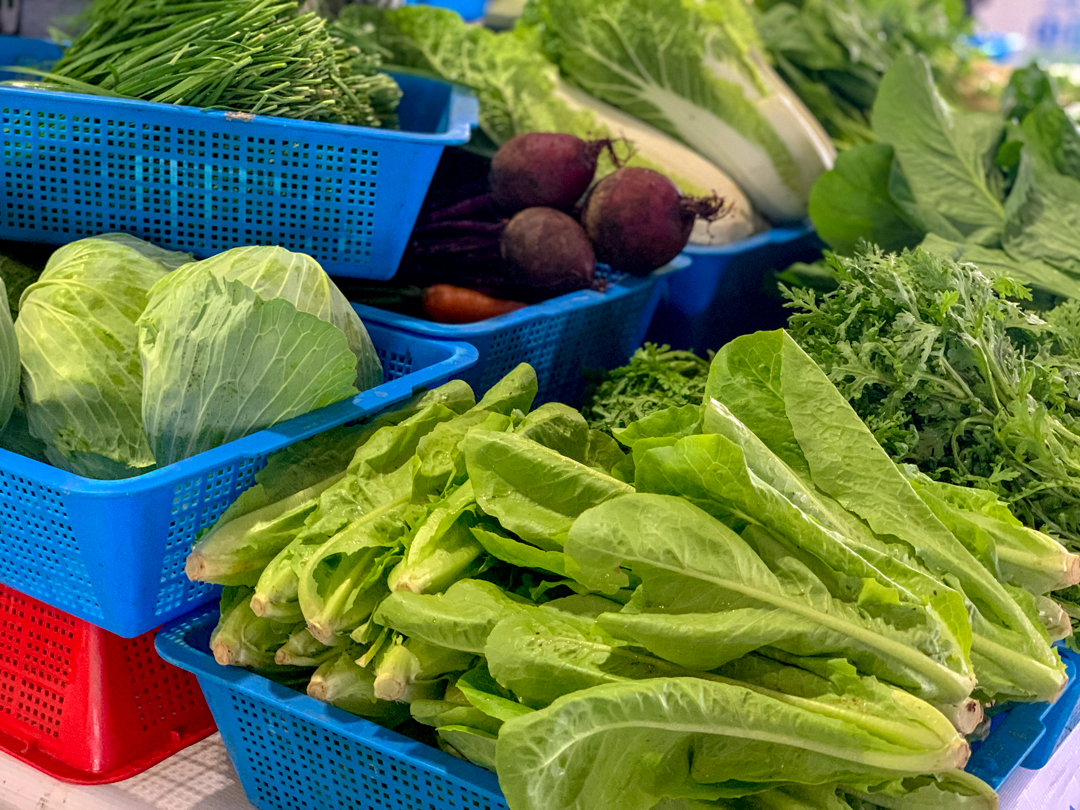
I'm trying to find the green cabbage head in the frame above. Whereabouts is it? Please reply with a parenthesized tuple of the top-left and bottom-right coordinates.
(16, 235, 189, 478)
(139, 246, 379, 467)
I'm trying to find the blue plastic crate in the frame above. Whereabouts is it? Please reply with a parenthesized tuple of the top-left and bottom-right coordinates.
(0, 325, 476, 638)
(648, 226, 825, 353)
(0, 36, 478, 279)
(158, 606, 507, 810)
(158, 608, 1080, 810)
(353, 259, 687, 407)
(407, 0, 487, 21)
(967, 646, 1080, 789)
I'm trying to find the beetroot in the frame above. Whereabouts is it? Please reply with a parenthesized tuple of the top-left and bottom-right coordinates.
(582, 167, 727, 276)
(490, 133, 618, 213)
(501, 207, 596, 298)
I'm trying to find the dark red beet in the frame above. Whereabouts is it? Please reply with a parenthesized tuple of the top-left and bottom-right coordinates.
(582, 167, 727, 276)
(491, 133, 617, 213)
(501, 207, 596, 298)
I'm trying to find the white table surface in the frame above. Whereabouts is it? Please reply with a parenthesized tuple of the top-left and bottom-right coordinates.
(0, 727, 1077, 810)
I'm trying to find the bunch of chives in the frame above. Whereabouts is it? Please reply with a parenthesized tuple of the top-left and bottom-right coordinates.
(39, 0, 401, 127)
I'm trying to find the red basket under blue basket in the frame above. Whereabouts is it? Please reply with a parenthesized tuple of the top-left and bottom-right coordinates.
(0, 36, 478, 280)
(353, 258, 688, 407)
(0, 324, 477, 638)
(157, 607, 1080, 810)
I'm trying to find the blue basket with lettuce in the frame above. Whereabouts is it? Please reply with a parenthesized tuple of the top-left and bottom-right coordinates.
(154, 340, 1079, 810)
(0, 235, 476, 637)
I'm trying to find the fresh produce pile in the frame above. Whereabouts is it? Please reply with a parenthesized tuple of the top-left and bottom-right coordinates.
(351, 133, 726, 324)
(810, 57, 1080, 302)
(0, 236, 381, 479)
(187, 320, 1080, 808)
(335, 0, 834, 238)
(783, 245, 1080, 630)
(28, 0, 402, 126)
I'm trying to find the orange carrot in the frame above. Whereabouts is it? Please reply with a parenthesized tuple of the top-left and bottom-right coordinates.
(422, 284, 527, 324)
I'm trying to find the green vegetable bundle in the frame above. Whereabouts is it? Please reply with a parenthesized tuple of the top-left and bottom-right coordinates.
(14, 236, 381, 478)
(809, 55, 1080, 302)
(39, 0, 401, 127)
(784, 245, 1080, 628)
(189, 337, 1073, 807)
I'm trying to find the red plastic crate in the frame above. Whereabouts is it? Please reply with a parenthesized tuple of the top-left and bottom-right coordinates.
(0, 584, 215, 783)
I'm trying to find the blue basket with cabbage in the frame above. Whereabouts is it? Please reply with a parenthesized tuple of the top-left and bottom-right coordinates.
(0, 235, 477, 637)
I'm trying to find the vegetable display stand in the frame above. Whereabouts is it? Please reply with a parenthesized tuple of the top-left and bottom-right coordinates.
(0, 325, 476, 639)
(967, 646, 1080, 790)
(0, 36, 478, 280)
(0, 583, 214, 784)
(157, 606, 507, 810)
(353, 259, 687, 407)
(158, 607, 1079, 810)
(648, 226, 825, 353)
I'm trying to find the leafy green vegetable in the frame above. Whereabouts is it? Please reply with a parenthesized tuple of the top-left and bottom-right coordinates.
(209, 586, 297, 671)
(754, 0, 971, 151)
(785, 245, 1080, 567)
(0, 277, 17, 435)
(529, 0, 833, 222)
(464, 429, 633, 550)
(705, 326, 1066, 701)
(496, 675, 967, 810)
(374, 578, 535, 654)
(146, 246, 383, 391)
(565, 493, 975, 703)
(139, 266, 360, 466)
(45, 0, 401, 126)
(307, 650, 410, 725)
(16, 235, 180, 478)
(581, 344, 711, 434)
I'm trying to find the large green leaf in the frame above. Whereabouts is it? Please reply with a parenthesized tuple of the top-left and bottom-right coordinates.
(464, 429, 632, 551)
(808, 143, 926, 255)
(496, 675, 967, 810)
(0, 277, 18, 434)
(565, 493, 974, 703)
(871, 54, 1006, 245)
(17, 237, 172, 477)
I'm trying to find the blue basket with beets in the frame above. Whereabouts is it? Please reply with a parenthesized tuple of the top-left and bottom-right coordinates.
(0, 326, 476, 638)
(157, 608, 1080, 810)
(0, 36, 478, 280)
(353, 258, 686, 408)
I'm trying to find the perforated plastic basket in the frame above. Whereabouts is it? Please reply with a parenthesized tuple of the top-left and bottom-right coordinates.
(158, 608, 1078, 808)
(158, 606, 507, 810)
(407, 0, 487, 21)
(0, 583, 214, 784)
(0, 36, 477, 279)
(353, 260, 686, 407)
(0, 324, 476, 638)
(967, 645, 1080, 789)
(648, 226, 825, 353)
